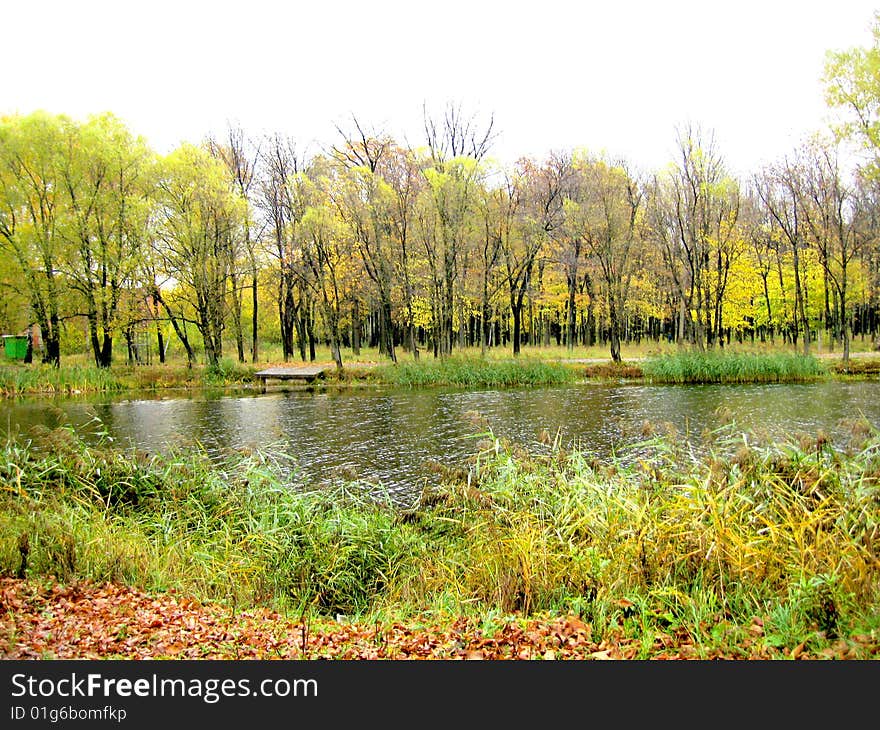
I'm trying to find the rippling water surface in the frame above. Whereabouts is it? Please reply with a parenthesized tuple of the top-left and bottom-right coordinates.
(3, 380, 879, 503)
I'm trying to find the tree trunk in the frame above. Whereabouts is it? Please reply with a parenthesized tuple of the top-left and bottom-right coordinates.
(566, 278, 577, 352)
(230, 272, 245, 363)
(511, 303, 522, 356)
(251, 273, 258, 363)
(351, 299, 361, 356)
(42, 313, 61, 368)
(609, 298, 622, 363)
(792, 242, 810, 356)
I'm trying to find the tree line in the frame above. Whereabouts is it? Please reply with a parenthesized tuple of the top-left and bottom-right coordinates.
(3, 25, 880, 369)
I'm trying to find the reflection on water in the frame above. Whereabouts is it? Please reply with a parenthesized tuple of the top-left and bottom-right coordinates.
(2, 381, 879, 504)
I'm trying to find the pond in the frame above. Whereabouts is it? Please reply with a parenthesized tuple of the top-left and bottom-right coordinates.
(2, 380, 879, 505)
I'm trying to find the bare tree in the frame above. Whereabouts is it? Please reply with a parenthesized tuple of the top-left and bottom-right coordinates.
(800, 139, 861, 364)
(475, 179, 506, 355)
(331, 116, 397, 362)
(572, 155, 643, 362)
(422, 101, 496, 164)
(741, 186, 778, 343)
(649, 126, 739, 348)
(382, 144, 423, 359)
(256, 134, 313, 362)
(300, 197, 347, 372)
(755, 155, 812, 355)
(497, 155, 568, 356)
(419, 103, 495, 357)
(209, 125, 262, 363)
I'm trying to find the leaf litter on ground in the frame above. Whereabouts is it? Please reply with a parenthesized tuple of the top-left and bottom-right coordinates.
(1, 578, 874, 660)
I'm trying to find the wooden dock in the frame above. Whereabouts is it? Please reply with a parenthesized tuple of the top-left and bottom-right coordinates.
(254, 366, 327, 390)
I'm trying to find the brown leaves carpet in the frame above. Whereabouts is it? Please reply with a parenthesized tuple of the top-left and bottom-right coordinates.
(2, 578, 874, 660)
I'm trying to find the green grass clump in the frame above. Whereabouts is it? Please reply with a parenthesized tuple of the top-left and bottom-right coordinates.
(372, 356, 578, 387)
(203, 357, 258, 384)
(0, 364, 128, 395)
(641, 350, 826, 384)
(0, 360, 258, 396)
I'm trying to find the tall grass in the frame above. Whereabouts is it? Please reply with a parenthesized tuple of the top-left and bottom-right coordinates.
(203, 357, 259, 385)
(0, 361, 258, 396)
(641, 351, 826, 384)
(372, 356, 578, 387)
(2, 417, 879, 653)
(0, 364, 129, 395)
(0, 428, 419, 615)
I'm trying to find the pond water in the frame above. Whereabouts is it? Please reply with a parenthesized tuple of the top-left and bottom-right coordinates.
(2, 380, 879, 505)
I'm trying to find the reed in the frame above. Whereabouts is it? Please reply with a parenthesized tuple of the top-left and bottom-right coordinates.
(640, 350, 826, 384)
(371, 356, 578, 387)
(0, 364, 128, 395)
(0, 361, 259, 396)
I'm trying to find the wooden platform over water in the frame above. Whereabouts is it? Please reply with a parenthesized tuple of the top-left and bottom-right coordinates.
(254, 366, 326, 389)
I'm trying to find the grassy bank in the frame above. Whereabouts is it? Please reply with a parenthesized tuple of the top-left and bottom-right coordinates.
(5, 347, 879, 396)
(368, 357, 579, 387)
(641, 351, 827, 383)
(2, 418, 879, 657)
(0, 359, 258, 396)
(0, 355, 580, 395)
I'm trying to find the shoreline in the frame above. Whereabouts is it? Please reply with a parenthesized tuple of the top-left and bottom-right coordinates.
(0, 349, 878, 399)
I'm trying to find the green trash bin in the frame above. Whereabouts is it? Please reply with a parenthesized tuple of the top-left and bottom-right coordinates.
(3, 335, 29, 360)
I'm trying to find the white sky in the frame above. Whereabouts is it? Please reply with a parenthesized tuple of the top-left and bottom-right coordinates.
(3, 0, 878, 178)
